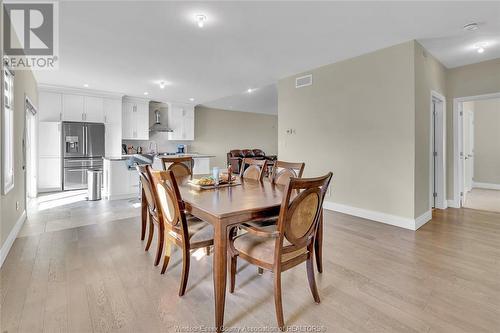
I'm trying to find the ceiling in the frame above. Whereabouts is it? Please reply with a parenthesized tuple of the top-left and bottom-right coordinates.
(34, 1, 500, 115)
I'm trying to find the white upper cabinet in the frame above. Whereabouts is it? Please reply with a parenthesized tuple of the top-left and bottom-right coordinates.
(38, 91, 62, 121)
(103, 98, 122, 124)
(62, 94, 85, 121)
(122, 97, 149, 140)
(167, 103, 195, 141)
(103, 98, 123, 156)
(84, 96, 104, 122)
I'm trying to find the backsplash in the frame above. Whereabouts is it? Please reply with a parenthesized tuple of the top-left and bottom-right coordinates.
(123, 131, 191, 154)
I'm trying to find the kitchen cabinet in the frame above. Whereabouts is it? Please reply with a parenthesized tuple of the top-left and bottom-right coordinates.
(122, 97, 149, 140)
(103, 98, 122, 156)
(167, 103, 194, 140)
(38, 91, 62, 121)
(62, 94, 85, 121)
(38, 122, 61, 192)
(103, 158, 140, 200)
(84, 96, 104, 122)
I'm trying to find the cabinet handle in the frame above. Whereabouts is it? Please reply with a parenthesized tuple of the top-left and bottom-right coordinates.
(59, 112, 62, 121)
(82, 113, 85, 121)
(104, 115, 107, 123)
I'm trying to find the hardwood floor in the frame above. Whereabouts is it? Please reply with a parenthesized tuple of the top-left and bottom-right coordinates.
(2, 199, 500, 332)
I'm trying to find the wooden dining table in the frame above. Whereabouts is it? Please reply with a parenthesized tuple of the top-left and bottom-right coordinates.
(177, 177, 323, 332)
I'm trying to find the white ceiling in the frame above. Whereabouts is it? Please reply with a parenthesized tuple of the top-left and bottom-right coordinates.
(34, 1, 500, 115)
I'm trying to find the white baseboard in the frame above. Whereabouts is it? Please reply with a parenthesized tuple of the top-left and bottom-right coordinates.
(447, 199, 460, 208)
(106, 193, 138, 201)
(0, 210, 27, 268)
(323, 201, 431, 231)
(472, 182, 500, 190)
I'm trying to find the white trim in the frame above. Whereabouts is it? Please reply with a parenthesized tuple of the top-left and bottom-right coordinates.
(453, 92, 500, 208)
(323, 201, 431, 231)
(430, 91, 447, 210)
(0, 210, 26, 268)
(105, 193, 138, 201)
(472, 182, 500, 190)
(38, 84, 124, 99)
(447, 199, 460, 208)
(415, 210, 432, 230)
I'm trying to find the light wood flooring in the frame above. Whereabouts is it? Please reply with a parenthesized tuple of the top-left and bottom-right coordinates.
(464, 188, 500, 213)
(1, 197, 500, 332)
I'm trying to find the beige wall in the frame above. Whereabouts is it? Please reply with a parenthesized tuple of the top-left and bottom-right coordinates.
(0, 8, 39, 250)
(446, 58, 500, 199)
(278, 41, 416, 219)
(413, 42, 447, 216)
(473, 98, 500, 185)
(190, 106, 278, 167)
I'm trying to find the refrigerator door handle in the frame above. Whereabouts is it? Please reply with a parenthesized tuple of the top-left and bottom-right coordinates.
(84, 125, 88, 156)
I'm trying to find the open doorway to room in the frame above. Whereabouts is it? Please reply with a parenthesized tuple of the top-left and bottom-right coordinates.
(454, 93, 500, 213)
(430, 91, 446, 210)
(24, 97, 38, 209)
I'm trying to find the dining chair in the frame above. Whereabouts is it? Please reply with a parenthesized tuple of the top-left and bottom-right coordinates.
(229, 172, 333, 330)
(137, 165, 164, 266)
(239, 158, 267, 181)
(150, 170, 214, 296)
(160, 156, 193, 180)
(270, 161, 305, 185)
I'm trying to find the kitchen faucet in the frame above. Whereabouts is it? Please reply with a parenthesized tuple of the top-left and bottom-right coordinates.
(148, 141, 158, 154)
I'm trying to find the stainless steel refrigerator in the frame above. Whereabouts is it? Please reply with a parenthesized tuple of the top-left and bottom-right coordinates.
(62, 122, 105, 190)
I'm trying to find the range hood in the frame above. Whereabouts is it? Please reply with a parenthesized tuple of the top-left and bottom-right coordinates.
(149, 109, 173, 132)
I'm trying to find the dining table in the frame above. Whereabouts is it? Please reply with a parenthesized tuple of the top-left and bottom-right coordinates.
(177, 176, 323, 332)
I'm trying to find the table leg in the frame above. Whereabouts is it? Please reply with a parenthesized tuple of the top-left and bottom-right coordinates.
(315, 210, 323, 273)
(213, 223, 228, 332)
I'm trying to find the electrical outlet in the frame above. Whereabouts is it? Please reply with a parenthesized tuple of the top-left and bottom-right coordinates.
(16, 201, 20, 211)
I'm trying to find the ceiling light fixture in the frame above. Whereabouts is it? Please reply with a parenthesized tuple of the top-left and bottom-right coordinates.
(247, 88, 253, 93)
(196, 14, 207, 28)
(144, 92, 149, 96)
(477, 47, 485, 54)
(463, 23, 479, 31)
(159, 81, 166, 89)
(83, 83, 89, 88)
(189, 98, 195, 102)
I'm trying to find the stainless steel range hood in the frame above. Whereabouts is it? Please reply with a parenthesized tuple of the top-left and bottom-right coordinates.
(149, 109, 173, 132)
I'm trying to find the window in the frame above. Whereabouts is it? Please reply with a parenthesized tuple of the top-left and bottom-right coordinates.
(2, 66, 15, 194)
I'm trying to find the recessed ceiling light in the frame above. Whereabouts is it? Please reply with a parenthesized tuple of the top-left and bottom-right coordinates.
(159, 81, 166, 89)
(143, 92, 149, 96)
(463, 23, 479, 31)
(196, 14, 207, 28)
(247, 88, 253, 93)
(473, 42, 489, 54)
(189, 98, 195, 102)
(83, 83, 89, 88)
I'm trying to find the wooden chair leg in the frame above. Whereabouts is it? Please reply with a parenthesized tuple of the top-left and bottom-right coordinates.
(161, 239, 172, 274)
(315, 211, 323, 273)
(229, 255, 237, 293)
(145, 218, 154, 251)
(141, 202, 147, 240)
(154, 225, 164, 266)
(273, 268, 285, 331)
(307, 251, 321, 303)
(258, 267, 264, 275)
(179, 247, 190, 296)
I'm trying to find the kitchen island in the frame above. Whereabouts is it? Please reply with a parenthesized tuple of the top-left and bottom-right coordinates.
(103, 153, 214, 200)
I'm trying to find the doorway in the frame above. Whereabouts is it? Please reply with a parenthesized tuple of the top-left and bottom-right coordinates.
(24, 96, 38, 205)
(453, 92, 500, 211)
(430, 91, 446, 210)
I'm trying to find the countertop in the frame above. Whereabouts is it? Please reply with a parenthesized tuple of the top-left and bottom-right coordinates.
(103, 153, 215, 161)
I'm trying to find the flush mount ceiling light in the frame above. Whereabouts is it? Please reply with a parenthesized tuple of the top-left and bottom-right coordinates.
(159, 81, 166, 89)
(247, 88, 254, 93)
(189, 97, 195, 102)
(143, 92, 149, 96)
(463, 23, 479, 31)
(195, 14, 207, 28)
(83, 83, 89, 88)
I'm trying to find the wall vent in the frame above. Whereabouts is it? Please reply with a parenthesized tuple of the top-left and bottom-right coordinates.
(295, 74, 312, 88)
